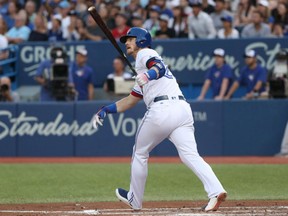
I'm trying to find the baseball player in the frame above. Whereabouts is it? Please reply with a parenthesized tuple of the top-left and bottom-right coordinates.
(92, 27, 227, 212)
(225, 49, 267, 99)
(197, 48, 233, 100)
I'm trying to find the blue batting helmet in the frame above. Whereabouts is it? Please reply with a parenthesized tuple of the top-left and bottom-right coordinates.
(120, 27, 152, 48)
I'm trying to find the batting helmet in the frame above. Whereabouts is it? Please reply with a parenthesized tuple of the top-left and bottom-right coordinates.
(120, 27, 152, 48)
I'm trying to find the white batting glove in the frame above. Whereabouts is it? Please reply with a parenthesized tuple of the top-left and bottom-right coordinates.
(136, 73, 149, 86)
(92, 114, 104, 129)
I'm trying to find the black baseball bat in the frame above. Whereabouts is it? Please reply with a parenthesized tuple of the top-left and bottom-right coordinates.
(88, 6, 137, 76)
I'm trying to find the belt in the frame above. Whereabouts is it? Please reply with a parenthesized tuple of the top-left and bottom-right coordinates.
(153, 95, 185, 102)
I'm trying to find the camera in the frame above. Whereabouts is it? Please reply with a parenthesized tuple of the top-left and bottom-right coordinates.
(0, 84, 9, 101)
(49, 47, 75, 101)
(269, 50, 288, 98)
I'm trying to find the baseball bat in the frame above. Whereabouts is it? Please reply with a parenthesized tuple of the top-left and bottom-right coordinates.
(87, 6, 137, 76)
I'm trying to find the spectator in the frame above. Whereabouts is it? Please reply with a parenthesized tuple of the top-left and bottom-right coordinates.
(171, 5, 188, 38)
(256, 0, 270, 23)
(103, 56, 133, 93)
(197, 48, 233, 100)
(155, 14, 176, 39)
(143, 5, 161, 38)
(0, 76, 20, 102)
(217, 15, 240, 38)
(270, 2, 288, 36)
(210, 0, 233, 31)
(47, 17, 64, 42)
(54, 0, 71, 40)
(234, 0, 256, 31)
(201, 0, 216, 14)
(155, 0, 174, 18)
(28, 14, 48, 41)
(34, 46, 74, 101)
(187, 0, 217, 39)
(66, 10, 81, 41)
(84, 14, 106, 41)
(225, 50, 267, 100)
(3, 1, 21, 30)
(24, 0, 37, 29)
(70, 47, 94, 101)
(241, 10, 271, 38)
(130, 13, 144, 28)
(0, 17, 8, 60)
(106, 5, 121, 29)
(111, 13, 130, 40)
(5, 12, 31, 44)
(0, 0, 9, 17)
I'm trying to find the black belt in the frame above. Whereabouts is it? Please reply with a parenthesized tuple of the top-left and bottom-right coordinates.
(153, 95, 185, 102)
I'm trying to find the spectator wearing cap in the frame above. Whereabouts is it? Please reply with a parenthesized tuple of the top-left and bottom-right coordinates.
(256, 0, 270, 23)
(69, 47, 94, 101)
(197, 48, 233, 100)
(143, 5, 161, 37)
(187, 0, 217, 39)
(171, 5, 189, 38)
(241, 10, 271, 38)
(66, 10, 81, 41)
(155, 14, 176, 39)
(225, 50, 267, 100)
(111, 13, 130, 40)
(5, 12, 31, 44)
(217, 15, 239, 38)
(155, 0, 174, 18)
(210, 0, 233, 31)
(53, 0, 71, 40)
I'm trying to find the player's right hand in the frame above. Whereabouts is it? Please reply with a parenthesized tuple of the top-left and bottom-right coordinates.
(92, 107, 107, 129)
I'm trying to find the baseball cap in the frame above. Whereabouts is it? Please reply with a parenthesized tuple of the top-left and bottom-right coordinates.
(258, 0, 269, 7)
(244, 50, 257, 58)
(213, 48, 225, 57)
(159, 14, 170, 22)
(76, 47, 88, 56)
(150, 5, 161, 13)
(221, 15, 233, 23)
(189, 0, 202, 7)
(59, 1, 70, 9)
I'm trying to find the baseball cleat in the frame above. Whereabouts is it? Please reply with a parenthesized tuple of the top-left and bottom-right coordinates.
(115, 188, 141, 211)
(202, 192, 227, 212)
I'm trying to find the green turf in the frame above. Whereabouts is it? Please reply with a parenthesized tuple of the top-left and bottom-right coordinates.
(0, 163, 287, 204)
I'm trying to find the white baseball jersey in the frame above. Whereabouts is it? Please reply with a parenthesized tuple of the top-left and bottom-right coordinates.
(127, 47, 226, 210)
(131, 48, 182, 106)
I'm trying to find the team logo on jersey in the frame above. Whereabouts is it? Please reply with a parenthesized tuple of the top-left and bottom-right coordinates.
(248, 74, 254, 81)
(76, 70, 84, 77)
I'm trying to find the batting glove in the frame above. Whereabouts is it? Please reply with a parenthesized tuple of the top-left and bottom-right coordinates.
(92, 103, 117, 129)
(136, 73, 149, 86)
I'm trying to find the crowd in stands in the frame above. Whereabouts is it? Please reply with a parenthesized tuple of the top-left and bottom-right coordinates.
(0, 0, 287, 45)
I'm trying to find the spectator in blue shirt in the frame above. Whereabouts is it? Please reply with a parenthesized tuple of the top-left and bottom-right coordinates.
(225, 49, 267, 100)
(48, 17, 64, 42)
(5, 12, 31, 44)
(198, 48, 233, 100)
(70, 47, 94, 100)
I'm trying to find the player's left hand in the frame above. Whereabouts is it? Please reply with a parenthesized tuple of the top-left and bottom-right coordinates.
(136, 73, 149, 86)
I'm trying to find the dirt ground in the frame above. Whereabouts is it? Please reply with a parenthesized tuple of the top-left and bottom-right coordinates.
(0, 156, 287, 216)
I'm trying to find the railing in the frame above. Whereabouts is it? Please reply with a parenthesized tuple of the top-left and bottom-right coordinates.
(0, 45, 19, 90)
